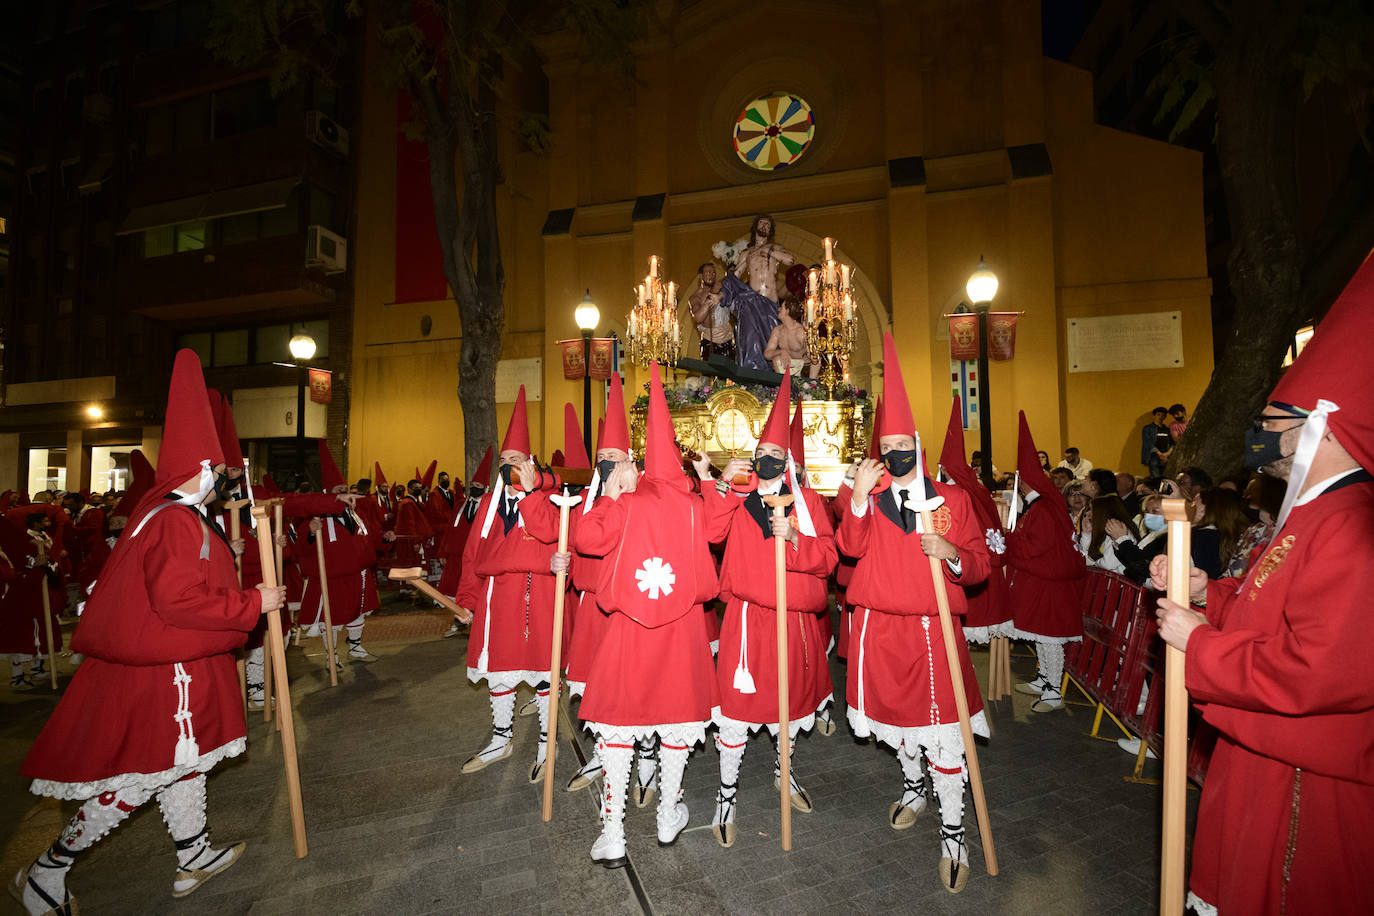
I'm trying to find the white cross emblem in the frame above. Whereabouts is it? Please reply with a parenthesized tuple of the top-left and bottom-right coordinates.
(635, 556, 676, 600)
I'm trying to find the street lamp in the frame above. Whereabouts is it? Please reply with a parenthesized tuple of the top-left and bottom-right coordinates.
(966, 257, 998, 489)
(289, 331, 317, 486)
(574, 290, 600, 458)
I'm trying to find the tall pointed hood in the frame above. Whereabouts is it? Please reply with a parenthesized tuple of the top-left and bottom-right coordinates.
(940, 396, 1003, 533)
(643, 362, 687, 489)
(112, 449, 156, 518)
(257, 474, 283, 499)
(867, 397, 882, 460)
(421, 460, 437, 489)
(471, 446, 493, 488)
(562, 403, 591, 468)
(598, 373, 631, 455)
(373, 462, 388, 489)
(1016, 411, 1059, 503)
(759, 368, 793, 449)
(789, 401, 807, 474)
(877, 334, 916, 439)
(501, 386, 532, 455)
(318, 440, 346, 492)
(208, 390, 246, 470)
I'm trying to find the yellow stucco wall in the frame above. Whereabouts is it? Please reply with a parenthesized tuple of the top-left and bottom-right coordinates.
(349, 0, 1214, 483)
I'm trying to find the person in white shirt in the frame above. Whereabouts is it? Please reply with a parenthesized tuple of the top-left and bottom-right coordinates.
(1055, 447, 1093, 480)
(1078, 496, 1138, 574)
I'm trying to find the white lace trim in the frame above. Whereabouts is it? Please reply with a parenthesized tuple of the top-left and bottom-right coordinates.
(584, 706, 719, 749)
(467, 668, 549, 690)
(1010, 628, 1083, 645)
(29, 737, 246, 801)
(712, 708, 816, 739)
(1185, 892, 1217, 916)
(847, 708, 990, 756)
(963, 621, 1015, 644)
(564, 679, 587, 697)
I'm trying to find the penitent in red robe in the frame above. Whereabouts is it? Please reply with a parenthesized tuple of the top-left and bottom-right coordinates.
(22, 502, 261, 797)
(704, 483, 837, 728)
(457, 490, 559, 684)
(296, 506, 382, 629)
(1183, 474, 1374, 913)
(1005, 493, 1086, 641)
(836, 480, 989, 742)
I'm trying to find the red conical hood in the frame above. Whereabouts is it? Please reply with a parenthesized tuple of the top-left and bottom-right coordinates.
(563, 403, 591, 469)
(0, 491, 11, 511)
(867, 398, 882, 460)
(318, 440, 346, 492)
(598, 373, 631, 454)
(941, 397, 1003, 531)
(421, 459, 437, 489)
(552, 449, 565, 467)
(415, 466, 422, 482)
(501, 386, 532, 455)
(759, 368, 792, 449)
(1017, 411, 1059, 503)
(154, 350, 225, 494)
(258, 474, 283, 499)
(1270, 251, 1374, 471)
(877, 334, 916, 439)
(789, 401, 806, 470)
(208, 390, 246, 469)
(471, 446, 493, 487)
(644, 362, 687, 489)
(373, 462, 388, 488)
(112, 449, 156, 518)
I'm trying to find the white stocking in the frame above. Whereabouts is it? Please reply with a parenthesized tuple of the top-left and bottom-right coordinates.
(897, 741, 929, 810)
(1036, 642, 1065, 695)
(714, 722, 747, 826)
(22, 785, 155, 914)
(656, 742, 690, 833)
(635, 737, 658, 792)
(927, 745, 969, 866)
(474, 687, 516, 759)
(534, 683, 550, 765)
(245, 647, 264, 701)
(157, 773, 235, 894)
(598, 739, 634, 843)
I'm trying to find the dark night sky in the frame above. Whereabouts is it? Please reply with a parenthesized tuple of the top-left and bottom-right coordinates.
(1041, 0, 1096, 62)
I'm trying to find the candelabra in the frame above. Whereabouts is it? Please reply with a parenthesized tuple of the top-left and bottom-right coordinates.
(625, 255, 682, 368)
(804, 237, 856, 397)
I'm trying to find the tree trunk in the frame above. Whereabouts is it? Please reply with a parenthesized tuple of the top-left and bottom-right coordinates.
(1169, 2, 1306, 479)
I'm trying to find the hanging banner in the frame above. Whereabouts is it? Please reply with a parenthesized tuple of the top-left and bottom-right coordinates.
(989, 313, 1020, 361)
(948, 314, 979, 361)
(559, 338, 616, 379)
(308, 368, 333, 404)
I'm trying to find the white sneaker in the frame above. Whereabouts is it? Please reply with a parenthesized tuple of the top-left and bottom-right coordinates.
(1117, 737, 1158, 759)
(590, 830, 627, 868)
(657, 802, 689, 846)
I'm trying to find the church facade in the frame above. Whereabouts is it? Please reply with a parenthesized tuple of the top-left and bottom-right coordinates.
(347, 0, 1212, 482)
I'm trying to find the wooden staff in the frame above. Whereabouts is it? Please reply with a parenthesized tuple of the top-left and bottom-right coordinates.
(919, 508, 998, 876)
(250, 503, 308, 858)
(762, 492, 796, 852)
(265, 503, 286, 726)
(313, 529, 338, 687)
(1160, 497, 1192, 915)
(386, 567, 473, 622)
(542, 491, 583, 821)
(227, 499, 249, 715)
(39, 573, 58, 690)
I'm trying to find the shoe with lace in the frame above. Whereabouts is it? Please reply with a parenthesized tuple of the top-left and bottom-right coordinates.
(937, 825, 970, 894)
(566, 759, 603, 792)
(461, 727, 513, 774)
(711, 783, 737, 848)
(888, 776, 927, 830)
(1031, 690, 1064, 712)
(1014, 675, 1051, 696)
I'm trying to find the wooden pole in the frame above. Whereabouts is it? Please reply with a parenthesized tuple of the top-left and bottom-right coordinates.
(1159, 497, 1192, 916)
(228, 505, 248, 715)
(385, 567, 472, 622)
(542, 492, 582, 821)
(919, 508, 998, 876)
(266, 504, 285, 725)
(251, 504, 308, 858)
(39, 576, 58, 690)
(763, 493, 796, 852)
(313, 532, 338, 687)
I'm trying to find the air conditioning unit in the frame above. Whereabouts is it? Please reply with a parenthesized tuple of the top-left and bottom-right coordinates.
(306, 225, 347, 274)
(305, 110, 350, 157)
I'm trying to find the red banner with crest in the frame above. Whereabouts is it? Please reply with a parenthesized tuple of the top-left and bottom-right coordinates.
(560, 338, 616, 380)
(308, 368, 333, 404)
(989, 313, 1019, 361)
(948, 315, 979, 361)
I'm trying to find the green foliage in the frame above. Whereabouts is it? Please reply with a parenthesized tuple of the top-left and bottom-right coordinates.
(1148, 32, 1216, 142)
(206, 0, 347, 95)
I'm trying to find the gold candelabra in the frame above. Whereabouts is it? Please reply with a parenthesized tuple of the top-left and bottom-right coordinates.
(805, 237, 856, 397)
(626, 255, 682, 368)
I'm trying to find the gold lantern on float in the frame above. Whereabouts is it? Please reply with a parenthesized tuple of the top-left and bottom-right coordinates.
(804, 237, 856, 397)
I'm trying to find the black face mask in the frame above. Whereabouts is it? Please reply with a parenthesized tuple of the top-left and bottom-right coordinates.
(1243, 425, 1289, 471)
(213, 473, 236, 501)
(596, 459, 618, 483)
(882, 449, 918, 478)
(499, 464, 515, 487)
(468, 484, 484, 499)
(754, 454, 787, 481)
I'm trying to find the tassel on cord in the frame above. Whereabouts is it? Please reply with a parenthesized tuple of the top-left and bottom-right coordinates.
(172, 663, 200, 767)
(732, 601, 756, 694)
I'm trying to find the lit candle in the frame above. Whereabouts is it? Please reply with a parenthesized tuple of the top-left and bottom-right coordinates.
(667, 281, 676, 304)
(825, 260, 835, 286)
(655, 289, 663, 309)
(629, 312, 637, 337)
(649, 256, 659, 278)
(638, 284, 646, 307)
(808, 269, 818, 296)
(806, 299, 815, 325)
(840, 263, 851, 289)
(844, 296, 853, 322)
(823, 237, 834, 261)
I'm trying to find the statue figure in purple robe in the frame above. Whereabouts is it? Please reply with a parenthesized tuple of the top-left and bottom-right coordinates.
(719, 215, 795, 371)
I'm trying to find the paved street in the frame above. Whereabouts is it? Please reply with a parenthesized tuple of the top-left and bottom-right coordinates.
(2, 598, 1191, 914)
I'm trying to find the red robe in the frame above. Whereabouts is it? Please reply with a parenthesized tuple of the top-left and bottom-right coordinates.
(573, 486, 719, 731)
(836, 481, 989, 732)
(1183, 476, 1374, 912)
(830, 482, 857, 659)
(436, 497, 480, 598)
(704, 483, 837, 725)
(296, 509, 381, 628)
(519, 492, 606, 690)
(1005, 493, 1086, 640)
(457, 490, 559, 680)
(427, 485, 458, 531)
(392, 497, 432, 567)
(0, 535, 62, 655)
(23, 502, 261, 797)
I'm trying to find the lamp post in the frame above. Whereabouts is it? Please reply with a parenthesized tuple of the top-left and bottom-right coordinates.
(574, 290, 600, 459)
(966, 258, 999, 489)
(288, 331, 317, 487)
